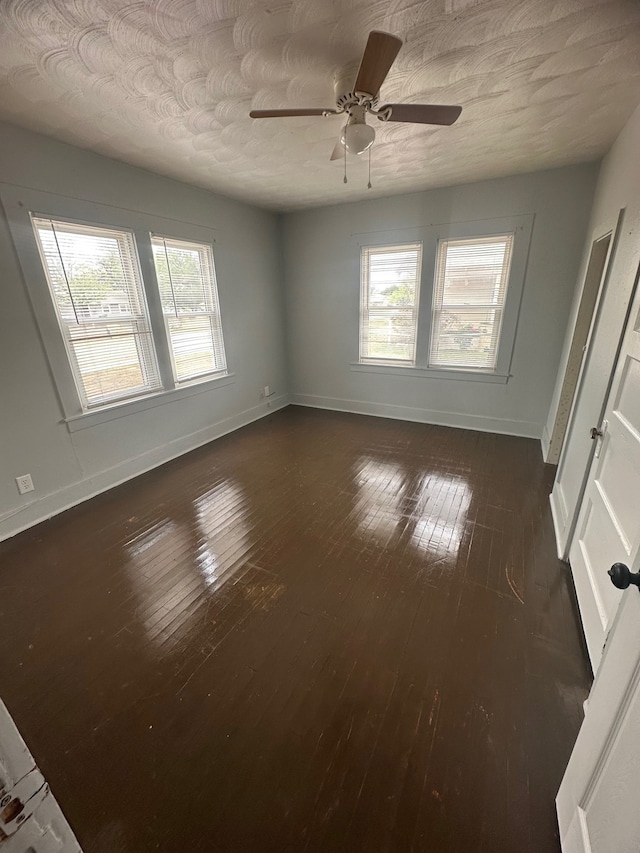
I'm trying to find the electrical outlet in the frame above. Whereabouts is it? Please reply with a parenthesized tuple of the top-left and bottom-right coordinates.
(264, 385, 270, 398)
(16, 474, 34, 495)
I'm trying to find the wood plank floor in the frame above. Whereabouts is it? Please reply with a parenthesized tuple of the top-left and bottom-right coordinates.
(0, 407, 591, 852)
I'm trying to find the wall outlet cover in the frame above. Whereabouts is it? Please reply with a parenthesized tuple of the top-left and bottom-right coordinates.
(16, 474, 34, 495)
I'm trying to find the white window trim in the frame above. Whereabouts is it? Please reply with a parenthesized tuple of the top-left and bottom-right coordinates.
(352, 215, 534, 382)
(64, 372, 236, 432)
(32, 216, 163, 409)
(359, 241, 423, 366)
(151, 233, 228, 385)
(1, 185, 233, 430)
(349, 362, 510, 384)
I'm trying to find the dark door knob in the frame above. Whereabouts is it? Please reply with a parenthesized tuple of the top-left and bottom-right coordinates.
(590, 426, 603, 440)
(608, 563, 640, 590)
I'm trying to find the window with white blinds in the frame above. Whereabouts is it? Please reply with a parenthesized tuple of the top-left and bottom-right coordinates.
(151, 236, 227, 383)
(360, 243, 422, 364)
(429, 234, 514, 371)
(33, 217, 161, 408)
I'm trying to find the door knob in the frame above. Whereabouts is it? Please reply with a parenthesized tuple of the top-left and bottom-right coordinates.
(608, 563, 640, 590)
(590, 426, 603, 440)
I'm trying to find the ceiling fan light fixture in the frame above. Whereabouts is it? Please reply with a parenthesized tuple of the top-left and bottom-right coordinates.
(341, 121, 375, 155)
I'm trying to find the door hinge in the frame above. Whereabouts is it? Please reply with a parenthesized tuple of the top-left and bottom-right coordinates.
(0, 766, 48, 839)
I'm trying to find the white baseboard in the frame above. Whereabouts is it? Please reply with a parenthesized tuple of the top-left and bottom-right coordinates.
(541, 423, 551, 462)
(291, 394, 542, 439)
(549, 488, 569, 560)
(0, 394, 290, 543)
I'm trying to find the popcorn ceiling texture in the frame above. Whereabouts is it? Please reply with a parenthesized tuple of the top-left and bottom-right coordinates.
(0, 0, 638, 211)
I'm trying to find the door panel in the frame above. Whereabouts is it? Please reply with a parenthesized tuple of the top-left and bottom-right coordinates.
(577, 496, 623, 626)
(616, 352, 640, 424)
(597, 428, 638, 546)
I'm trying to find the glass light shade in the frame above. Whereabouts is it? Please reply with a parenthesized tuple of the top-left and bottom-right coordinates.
(340, 121, 375, 155)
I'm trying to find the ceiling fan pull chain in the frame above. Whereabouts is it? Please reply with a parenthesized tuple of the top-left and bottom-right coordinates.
(368, 146, 372, 189)
(344, 146, 348, 184)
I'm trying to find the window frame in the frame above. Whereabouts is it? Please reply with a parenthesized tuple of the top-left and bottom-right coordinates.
(428, 232, 515, 373)
(353, 215, 533, 383)
(150, 233, 228, 385)
(32, 216, 163, 410)
(2, 185, 233, 430)
(359, 241, 423, 367)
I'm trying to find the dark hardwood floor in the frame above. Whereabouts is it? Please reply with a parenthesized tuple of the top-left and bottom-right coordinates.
(0, 406, 591, 852)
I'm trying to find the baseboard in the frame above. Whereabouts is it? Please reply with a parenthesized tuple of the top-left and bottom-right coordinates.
(291, 394, 542, 439)
(0, 394, 290, 542)
(541, 423, 551, 462)
(549, 488, 569, 560)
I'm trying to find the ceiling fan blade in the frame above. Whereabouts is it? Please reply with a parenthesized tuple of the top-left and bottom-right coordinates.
(354, 31, 403, 97)
(249, 108, 336, 118)
(381, 104, 462, 125)
(330, 137, 345, 160)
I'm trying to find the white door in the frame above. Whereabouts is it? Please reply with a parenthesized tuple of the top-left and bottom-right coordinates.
(550, 209, 629, 557)
(568, 276, 640, 671)
(0, 699, 81, 852)
(557, 567, 640, 853)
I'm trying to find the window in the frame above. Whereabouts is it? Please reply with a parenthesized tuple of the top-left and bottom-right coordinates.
(360, 243, 422, 364)
(33, 217, 161, 408)
(151, 236, 227, 383)
(28, 209, 230, 420)
(429, 234, 514, 371)
(353, 218, 531, 383)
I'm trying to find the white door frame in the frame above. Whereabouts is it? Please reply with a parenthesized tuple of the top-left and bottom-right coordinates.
(550, 208, 630, 559)
(546, 231, 613, 465)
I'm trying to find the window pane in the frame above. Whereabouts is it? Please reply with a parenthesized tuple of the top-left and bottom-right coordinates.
(151, 236, 227, 383)
(32, 217, 161, 408)
(360, 243, 422, 364)
(69, 324, 152, 401)
(429, 235, 513, 370)
(166, 315, 218, 382)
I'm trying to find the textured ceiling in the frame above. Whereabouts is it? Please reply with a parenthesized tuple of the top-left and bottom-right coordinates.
(0, 0, 639, 211)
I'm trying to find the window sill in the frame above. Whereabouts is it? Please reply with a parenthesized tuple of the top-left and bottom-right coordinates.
(64, 372, 236, 433)
(350, 363, 510, 384)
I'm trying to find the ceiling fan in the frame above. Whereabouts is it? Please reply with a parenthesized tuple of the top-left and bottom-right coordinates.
(249, 31, 462, 161)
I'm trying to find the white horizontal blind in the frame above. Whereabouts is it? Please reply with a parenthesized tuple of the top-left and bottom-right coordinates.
(360, 243, 422, 364)
(429, 234, 514, 370)
(32, 217, 161, 408)
(151, 236, 227, 383)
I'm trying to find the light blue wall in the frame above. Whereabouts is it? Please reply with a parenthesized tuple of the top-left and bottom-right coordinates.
(0, 121, 289, 540)
(282, 164, 598, 438)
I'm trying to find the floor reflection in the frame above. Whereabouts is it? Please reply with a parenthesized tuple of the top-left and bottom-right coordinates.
(354, 457, 471, 559)
(125, 517, 197, 649)
(195, 480, 251, 592)
(409, 473, 472, 557)
(354, 459, 406, 542)
(125, 480, 251, 648)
